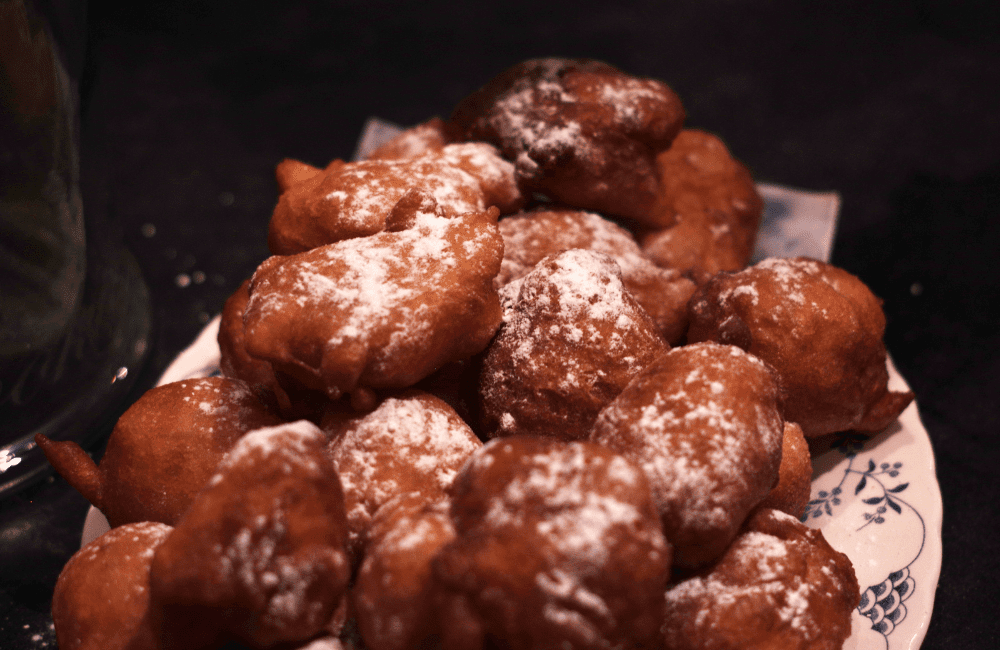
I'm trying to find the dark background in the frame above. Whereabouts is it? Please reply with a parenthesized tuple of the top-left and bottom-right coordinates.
(2, 0, 999, 647)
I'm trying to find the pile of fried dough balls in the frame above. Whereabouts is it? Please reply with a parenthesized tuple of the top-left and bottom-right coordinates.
(38, 58, 912, 650)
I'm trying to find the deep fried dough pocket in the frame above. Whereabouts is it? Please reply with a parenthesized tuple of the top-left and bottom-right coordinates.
(150, 421, 351, 649)
(321, 390, 481, 556)
(245, 193, 505, 403)
(496, 208, 695, 342)
(662, 508, 859, 650)
(590, 342, 785, 568)
(435, 436, 671, 650)
(481, 248, 669, 441)
(451, 58, 685, 223)
(688, 256, 914, 436)
(268, 142, 522, 254)
(638, 129, 764, 280)
(36, 376, 282, 528)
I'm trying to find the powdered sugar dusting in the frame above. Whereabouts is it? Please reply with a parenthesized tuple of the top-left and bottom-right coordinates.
(482, 62, 593, 173)
(176, 377, 254, 426)
(65, 522, 172, 610)
(482, 443, 648, 565)
(536, 569, 610, 641)
(498, 210, 660, 287)
(632, 388, 752, 528)
(706, 257, 837, 341)
(193, 420, 348, 639)
(272, 141, 518, 253)
(484, 248, 666, 438)
(755, 257, 816, 306)
(216, 420, 325, 477)
(446, 438, 669, 645)
(378, 505, 454, 556)
(504, 249, 647, 373)
(213, 507, 332, 627)
(436, 142, 522, 209)
(319, 151, 486, 228)
(495, 209, 693, 341)
(246, 206, 502, 396)
(718, 282, 760, 307)
(664, 527, 828, 641)
(598, 77, 671, 128)
(330, 395, 481, 534)
(591, 343, 783, 542)
(86, 521, 172, 558)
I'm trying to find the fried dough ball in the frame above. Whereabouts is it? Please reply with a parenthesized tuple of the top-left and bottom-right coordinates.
(687, 256, 914, 437)
(352, 494, 456, 650)
(637, 129, 764, 280)
(589, 342, 784, 569)
(451, 58, 685, 223)
(150, 421, 351, 649)
(51, 522, 216, 650)
(321, 390, 481, 556)
(275, 158, 323, 193)
(244, 193, 505, 403)
(218, 278, 277, 397)
(480, 248, 669, 441)
(662, 508, 859, 650)
(496, 208, 696, 342)
(434, 436, 671, 650)
(758, 421, 813, 518)
(218, 277, 330, 420)
(366, 116, 457, 161)
(36, 377, 283, 527)
(268, 142, 523, 254)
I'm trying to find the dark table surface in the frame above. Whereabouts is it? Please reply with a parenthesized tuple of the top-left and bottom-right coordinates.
(3, 1, 999, 648)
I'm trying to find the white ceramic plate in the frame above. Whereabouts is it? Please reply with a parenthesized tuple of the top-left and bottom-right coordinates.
(808, 357, 941, 650)
(81, 180, 942, 650)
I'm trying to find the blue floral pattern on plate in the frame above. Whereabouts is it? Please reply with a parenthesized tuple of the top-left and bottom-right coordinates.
(804, 357, 942, 650)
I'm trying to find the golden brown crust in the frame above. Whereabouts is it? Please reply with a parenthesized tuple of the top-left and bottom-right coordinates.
(268, 143, 523, 255)
(246, 196, 505, 402)
(589, 342, 785, 569)
(91, 376, 283, 527)
(662, 508, 859, 650)
(53, 523, 173, 650)
(53, 523, 222, 650)
(687, 257, 914, 436)
(638, 129, 764, 279)
(275, 158, 323, 193)
(218, 279, 283, 403)
(480, 249, 669, 440)
(47, 58, 877, 650)
(451, 57, 685, 223)
(34, 434, 103, 510)
(352, 495, 456, 650)
(758, 421, 813, 519)
(435, 436, 672, 650)
(321, 391, 481, 558)
(218, 278, 330, 420)
(150, 421, 351, 649)
(496, 208, 696, 343)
